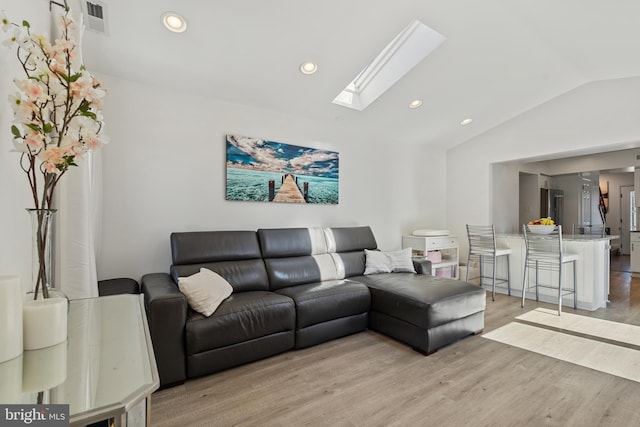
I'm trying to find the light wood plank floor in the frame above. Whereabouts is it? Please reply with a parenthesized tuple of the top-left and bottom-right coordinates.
(151, 255, 640, 426)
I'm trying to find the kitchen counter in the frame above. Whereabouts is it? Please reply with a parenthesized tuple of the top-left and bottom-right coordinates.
(631, 232, 640, 274)
(497, 233, 619, 242)
(484, 234, 613, 310)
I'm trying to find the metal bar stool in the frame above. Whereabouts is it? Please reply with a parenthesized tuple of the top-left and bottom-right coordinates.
(465, 224, 511, 301)
(521, 224, 578, 315)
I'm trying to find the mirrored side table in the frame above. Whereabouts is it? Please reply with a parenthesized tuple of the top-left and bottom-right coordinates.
(0, 294, 159, 427)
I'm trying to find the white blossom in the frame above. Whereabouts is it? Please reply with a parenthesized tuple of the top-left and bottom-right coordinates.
(3, 10, 107, 207)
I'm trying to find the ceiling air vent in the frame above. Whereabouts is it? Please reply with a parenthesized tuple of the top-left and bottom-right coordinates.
(83, 0, 109, 35)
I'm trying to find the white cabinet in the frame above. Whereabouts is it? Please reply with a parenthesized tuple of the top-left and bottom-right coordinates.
(497, 234, 612, 310)
(402, 235, 459, 279)
(631, 232, 640, 273)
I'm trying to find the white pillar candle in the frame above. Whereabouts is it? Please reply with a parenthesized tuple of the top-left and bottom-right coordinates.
(22, 341, 67, 392)
(23, 297, 68, 350)
(0, 354, 22, 403)
(0, 276, 23, 362)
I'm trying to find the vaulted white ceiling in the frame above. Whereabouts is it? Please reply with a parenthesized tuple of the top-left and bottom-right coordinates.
(80, 0, 640, 149)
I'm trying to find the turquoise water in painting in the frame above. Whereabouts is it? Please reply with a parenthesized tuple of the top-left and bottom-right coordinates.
(302, 174, 339, 204)
(226, 168, 339, 204)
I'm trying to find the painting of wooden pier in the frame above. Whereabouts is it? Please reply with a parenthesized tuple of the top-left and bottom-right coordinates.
(226, 134, 339, 204)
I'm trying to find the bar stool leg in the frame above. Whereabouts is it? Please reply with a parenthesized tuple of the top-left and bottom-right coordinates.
(573, 261, 577, 309)
(506, 254, 511, 296)
(558, 266, 563, 316)
(466, 256, 470, 283)
(535, 260, 539, 302)
(521, 262, 528, 308)
(491, 254, 496, 301)
(466, 248, 472, 284)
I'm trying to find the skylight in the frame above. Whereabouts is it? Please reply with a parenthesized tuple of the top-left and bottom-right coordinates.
(332, 20, 445, 111)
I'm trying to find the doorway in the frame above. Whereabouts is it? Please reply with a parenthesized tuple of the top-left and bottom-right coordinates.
(620, 185, 634, 255)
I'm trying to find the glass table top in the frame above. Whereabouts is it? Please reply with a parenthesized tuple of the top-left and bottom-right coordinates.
(0, 294, 159, 426)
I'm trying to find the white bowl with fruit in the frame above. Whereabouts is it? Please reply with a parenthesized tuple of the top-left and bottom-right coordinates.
(527, 218, 556, 234)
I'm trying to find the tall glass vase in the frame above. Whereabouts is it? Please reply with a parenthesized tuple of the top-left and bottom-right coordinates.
(26, 208, 64, 300)
(24, 209, 68, 351)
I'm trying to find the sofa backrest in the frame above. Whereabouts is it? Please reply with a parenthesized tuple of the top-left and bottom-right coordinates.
(258, 226, 377, 290)
(325, 226, 378, 277)
(169, 231, 269, 292)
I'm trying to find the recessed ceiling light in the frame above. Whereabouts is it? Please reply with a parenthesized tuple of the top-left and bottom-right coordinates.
(460, 118, 473, 126)
(300, 62, 318, 75)
(162, 12, 187, 33)
(408, 99, 423, 109)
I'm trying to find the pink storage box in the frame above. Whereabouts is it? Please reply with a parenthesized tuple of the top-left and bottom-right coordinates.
(435, 268, 453, 278)
(426, 251, 442, 263)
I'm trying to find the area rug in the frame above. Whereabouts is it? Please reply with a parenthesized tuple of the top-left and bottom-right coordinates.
(517, 307, 640, 347)
(483, 309, 640, 383)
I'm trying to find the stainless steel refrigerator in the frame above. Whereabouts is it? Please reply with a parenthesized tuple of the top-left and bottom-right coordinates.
(540, 188, 563, 225)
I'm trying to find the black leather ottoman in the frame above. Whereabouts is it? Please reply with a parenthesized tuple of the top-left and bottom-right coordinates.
(355, 273, 486, 354)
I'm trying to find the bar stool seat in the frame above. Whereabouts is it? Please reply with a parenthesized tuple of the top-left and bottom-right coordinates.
(466, 224, 511, 301)
(495, 248, 511, 257)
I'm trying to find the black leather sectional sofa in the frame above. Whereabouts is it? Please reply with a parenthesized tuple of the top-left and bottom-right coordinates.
(141, 226, 486, 388)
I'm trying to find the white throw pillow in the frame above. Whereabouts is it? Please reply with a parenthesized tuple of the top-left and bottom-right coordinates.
(387, 248, 416, 273)
(178, 268, 233, 317)
(364, 249, 392, 275)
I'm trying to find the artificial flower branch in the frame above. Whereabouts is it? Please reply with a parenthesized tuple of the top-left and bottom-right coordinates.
(2, 8, 107, 298)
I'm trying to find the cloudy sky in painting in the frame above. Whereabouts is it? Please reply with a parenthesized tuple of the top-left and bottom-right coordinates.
(226, 134, 339, 179)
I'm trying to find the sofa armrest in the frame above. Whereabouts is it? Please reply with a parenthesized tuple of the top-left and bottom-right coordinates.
(141, 273, 188, 387)
(412, 259, 433, 275)
(98, 277, 140, 296)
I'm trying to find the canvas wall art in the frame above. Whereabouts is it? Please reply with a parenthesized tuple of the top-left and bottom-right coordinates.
(226, 134, 339, 204)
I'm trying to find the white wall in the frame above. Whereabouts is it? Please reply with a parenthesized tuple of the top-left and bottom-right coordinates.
(98, 74, 447, 281)
(448, 77, 640, 261)
(600, 172, 634, 251)
(600, 173, 634, 233)
(491, 163, 520, 233)
(534, 147, 640, 175)
(0, 0, 52, 292)
(518, 172, 539, 229)
(0, 1, 448, 286)
(6, 2, 640, 285)
(554, 173, 581, 230)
